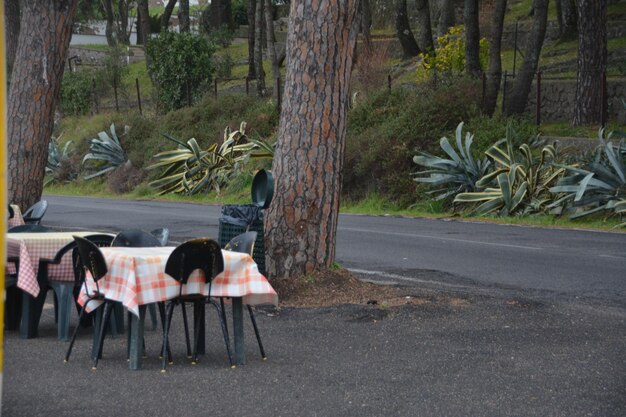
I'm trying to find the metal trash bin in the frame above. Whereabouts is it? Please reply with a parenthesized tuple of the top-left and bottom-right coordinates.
(218, 170, 274, 275)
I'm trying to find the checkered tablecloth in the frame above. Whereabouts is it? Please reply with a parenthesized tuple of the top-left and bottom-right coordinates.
(78, 246, 278, 316)
(8, 204, 25, 228)
(6, 237, 38, 297)
(6, 231, 111, 297)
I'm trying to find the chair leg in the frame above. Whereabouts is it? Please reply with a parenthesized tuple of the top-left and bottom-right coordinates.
(181, 302, 192, 358)
(208, 301, 234, 368)
(92, 302, 114, 370)
(65, 300, 92, 363)
(220, 297, 230, 342)
(247, 305, 267, 360)
(161, 302, 176, 372)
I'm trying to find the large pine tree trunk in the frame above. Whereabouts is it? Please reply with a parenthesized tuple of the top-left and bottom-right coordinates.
(395, 0, 421, 58)
(247, 0, 257, 79)
(264, 0, 280, 80)
(137, 0, 151, 45)
(7, 0, 79, 210)
(573, 0, 606, 126)
(254, 0, 265, 96)
(160, 0, 178, 30)
(5, 0, 21, 78)
(464, 0, 481, 76)
(484, 0, 507, 116)
(559, 0, 577, 41)
(265, 0, 360, 279)
(178, 0, 190, 32)
(504, 0, 548, 115)
(416, 0, 434, 52)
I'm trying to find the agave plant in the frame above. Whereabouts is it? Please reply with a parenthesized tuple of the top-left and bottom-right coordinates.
(549, 129, 626, 225)
(149, 122, 257, 195)
(45, 135, 74, 186)
(454, 124, 564, 215)
(413, 122, 492, 200)
(82, 124, 129, 180)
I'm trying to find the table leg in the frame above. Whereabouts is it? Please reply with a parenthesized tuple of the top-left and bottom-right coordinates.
(232, 297, 245, 366)
(129, 306, 147, 370)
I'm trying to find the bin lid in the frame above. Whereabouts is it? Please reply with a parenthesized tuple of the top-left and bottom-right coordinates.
(251, 169, 274, 209)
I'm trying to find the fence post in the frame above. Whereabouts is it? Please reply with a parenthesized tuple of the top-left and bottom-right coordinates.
(387, 74, 392, 91)
(276, 77, 281, 110)
(214, 78, 218, 98)
(113, 77, 119, 112)
(481, 71, 486, 110)
(92, 78, 99, 114)
(536, 71, 541, 126)
(513, 22, 518, 78)
(502, 71, 508, 113)
(601, 70, 607, 128)
(245, 77, 249, 95)
(187, 79, 192, 107)
(135, 78, 142, 115)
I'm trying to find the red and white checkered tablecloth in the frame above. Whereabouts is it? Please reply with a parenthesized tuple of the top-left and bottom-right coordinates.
(6, 231, 111, 297)
(6, 237, 38, 297)
(8, 204, 25, 228)
(78, 246, 278, 316)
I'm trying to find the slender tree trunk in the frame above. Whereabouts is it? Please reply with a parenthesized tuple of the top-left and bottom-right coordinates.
(559, 0, 577, 41)
(104, 0, 118, 46)
(464, 0, 481, 76)
(416, 0, 434, 52)
(573, 0, 606, 126)
(160, 0, 178, 30)
(264, 0, 280, 81)
(247, 0, 257, 79)
(254, 0, 265, 96)
(179, 0, 190, 32)
(437, 0, 455, 37)
(395, 0, 421, 58)
(504, 0, 548, 115)
(361, 0, 372, 50)
(265, 0, 361, 279)
(118, 0, 130, 45)
(7, 0, 79, 210)
(484, 0, 507, 116)
(5, 0, 21, 79)
(137, 0, 151, 45)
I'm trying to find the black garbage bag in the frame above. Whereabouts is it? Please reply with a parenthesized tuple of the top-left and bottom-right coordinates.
(220, 204, 263, 227)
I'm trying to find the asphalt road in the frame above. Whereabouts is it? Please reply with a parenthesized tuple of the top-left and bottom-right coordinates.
(42, 195, 626, 305)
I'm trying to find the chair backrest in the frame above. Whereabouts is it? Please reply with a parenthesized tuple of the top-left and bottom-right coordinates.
(23, 200, 48, 224)
(165, 238, 224, 285)
(8, 224, 51, 233)
(224, 231, 257, 256)
(150, 228, 170, 246)
(73, 236, 108, 283)
(112, 229, 162, 247)
(67, 234, 114, 284)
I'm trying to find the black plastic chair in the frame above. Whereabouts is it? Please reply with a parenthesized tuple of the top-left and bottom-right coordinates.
(223, 231, 267, 360)
(8, 224, 50, 233)
(150, 228, 170, 246)
(160, 238, 232, 372)
(22, 200, 48, 224)
(65, 236, 117, 370)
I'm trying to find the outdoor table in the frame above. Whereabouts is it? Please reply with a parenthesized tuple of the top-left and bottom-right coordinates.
(78, 246, 278, 370)
(8, 204, 25, 228)
(6, 231, 111, 339)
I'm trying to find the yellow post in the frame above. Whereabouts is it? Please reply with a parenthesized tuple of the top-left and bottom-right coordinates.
(0, 1, 8, 404)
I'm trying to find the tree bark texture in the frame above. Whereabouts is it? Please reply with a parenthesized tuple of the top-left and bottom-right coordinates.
(573, 0, 606, 126)
(416, 0, 434, 52)
(464, 0, 481, 76)
(264, 0, 280, 80)
(117, 0, 130, 45)
(559, 0, 577, 40)
(7, 0, 79, 210)
(265, 0, 361, 279)
(504, 0, 548, 115)
(483, 0, 507, 116)
(437, 0, 455, 37)
(254, 0, 265, 96)
(395, 0, 421, 58)
(160, 0, 178, 30)
(178, 0, 190, 32)
(210, 0, 234, 30)
(5, 0, 21, 78)
(247, 0, 257, 79)
(137, 0, 151, 45)
(103, 0, 117, 46)
(360, 0, 372, 49)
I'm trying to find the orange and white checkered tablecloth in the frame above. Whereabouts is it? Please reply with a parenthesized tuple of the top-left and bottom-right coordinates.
(6, 237, 38, 297)
(6, 231, 110, 297)
(79, 246, 278, 317)
(8, 204, 25, 228)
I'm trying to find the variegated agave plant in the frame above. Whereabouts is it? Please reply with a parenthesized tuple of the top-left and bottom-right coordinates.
(454, 124, 564, 216)
(549, 129, 626, 227)
(149, 122, 261, 195)
(413, 122, 492, 201)
(82, 124, 129, 180)
(45, 135, 74, 186)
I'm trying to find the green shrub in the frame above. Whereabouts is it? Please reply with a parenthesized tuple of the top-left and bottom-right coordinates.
(465, 114, 538, 156)
(147, 31, 216, 112)
(60, 71, 94, 115)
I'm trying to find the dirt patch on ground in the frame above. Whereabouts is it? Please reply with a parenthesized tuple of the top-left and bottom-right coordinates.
(271, 268, 469, 308)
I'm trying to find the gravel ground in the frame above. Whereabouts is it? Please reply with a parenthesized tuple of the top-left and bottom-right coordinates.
(3, 281, 626, 417)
